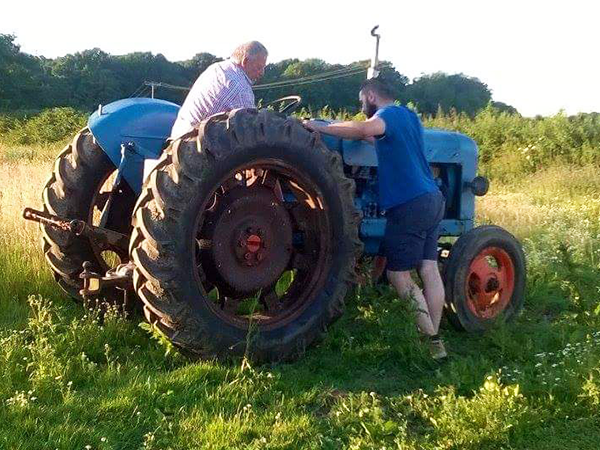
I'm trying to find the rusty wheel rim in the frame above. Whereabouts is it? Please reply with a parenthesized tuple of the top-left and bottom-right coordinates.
(195, 160, 332, 329)
(465, 246, 515, 320)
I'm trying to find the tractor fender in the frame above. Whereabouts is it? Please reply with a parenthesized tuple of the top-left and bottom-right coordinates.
(88, 98, 180, 194)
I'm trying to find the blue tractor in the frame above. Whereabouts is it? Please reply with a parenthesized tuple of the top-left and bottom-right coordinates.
(24, 93, 526, 361)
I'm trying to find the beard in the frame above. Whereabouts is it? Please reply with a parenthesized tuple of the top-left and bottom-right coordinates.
(362, 100, 378, 119)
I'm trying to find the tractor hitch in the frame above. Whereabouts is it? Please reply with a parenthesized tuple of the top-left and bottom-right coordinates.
(23, 207, 129, 253)
(79, 261, 133, 299)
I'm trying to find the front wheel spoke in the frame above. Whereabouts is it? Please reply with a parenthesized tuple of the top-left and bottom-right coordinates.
(470, 257, 491, 279)
(491, 267, 507, 290)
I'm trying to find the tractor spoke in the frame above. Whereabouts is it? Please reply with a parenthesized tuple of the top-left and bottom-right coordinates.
(492, 267, 507, 290)
(94, 192, 111, 211)
(261, 170, 284, 202)
(260, 288, 281, 313)
(283, 179, 318, 209)
(470, 256, 492, 279)
(194, 161, 330, 328)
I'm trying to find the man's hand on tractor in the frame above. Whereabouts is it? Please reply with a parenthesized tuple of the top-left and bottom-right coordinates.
(302, 119, 319, 132)
(302, 117, 385, 141)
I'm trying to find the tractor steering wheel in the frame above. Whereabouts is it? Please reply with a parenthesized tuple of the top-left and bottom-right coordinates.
(262, 95, 302, 115)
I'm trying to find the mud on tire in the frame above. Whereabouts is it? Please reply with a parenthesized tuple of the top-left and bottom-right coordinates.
(130, 109, 363, 362)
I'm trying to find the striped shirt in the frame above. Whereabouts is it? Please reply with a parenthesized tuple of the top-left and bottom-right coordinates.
(170, 60, 255, 138)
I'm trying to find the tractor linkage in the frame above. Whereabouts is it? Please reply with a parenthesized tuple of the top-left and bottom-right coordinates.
(23, 207, 132, 300)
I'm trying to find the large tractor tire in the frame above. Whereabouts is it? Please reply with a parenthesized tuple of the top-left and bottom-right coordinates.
(130, 109, 363, 361)
(443, 225, 526, 332)
(41, 128, 134, 305)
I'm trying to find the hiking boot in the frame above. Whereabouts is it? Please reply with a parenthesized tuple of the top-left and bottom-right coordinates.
(429, 337, 448, 360)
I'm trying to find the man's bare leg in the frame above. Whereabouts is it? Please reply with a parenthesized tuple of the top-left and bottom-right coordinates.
(417, 260, 445, 334)
(386, 270, 436, 336)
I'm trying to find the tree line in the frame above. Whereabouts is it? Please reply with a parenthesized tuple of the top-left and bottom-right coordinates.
(0, 34, 516, 116)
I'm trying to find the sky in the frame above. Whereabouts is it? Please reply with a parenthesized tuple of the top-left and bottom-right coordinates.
(1, 0, 598, 117)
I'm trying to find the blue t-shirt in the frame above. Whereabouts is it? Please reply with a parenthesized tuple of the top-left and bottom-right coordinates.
(374, 105, 438, 209)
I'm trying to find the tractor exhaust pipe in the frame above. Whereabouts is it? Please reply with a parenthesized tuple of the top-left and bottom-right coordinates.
(367, 25, 381, 79)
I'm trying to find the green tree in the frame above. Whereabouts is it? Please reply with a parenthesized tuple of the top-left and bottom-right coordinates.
(111, 52, 191, 104)
(180, 52, 223, 79)
(491, 101, 519, 115)
(0, 34, 49, 110)
(48, 49, 121, 109)
(406, 72, 492, 116)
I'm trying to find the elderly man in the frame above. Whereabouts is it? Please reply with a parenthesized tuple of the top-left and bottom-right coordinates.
(303, 78, 447, 360)
(170, 41, 268, 139)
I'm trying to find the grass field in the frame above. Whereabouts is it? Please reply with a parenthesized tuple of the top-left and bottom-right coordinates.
(1, 140, 599, 449)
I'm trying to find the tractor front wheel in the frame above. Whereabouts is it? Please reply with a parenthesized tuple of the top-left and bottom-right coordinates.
(443, 225, 526, 331)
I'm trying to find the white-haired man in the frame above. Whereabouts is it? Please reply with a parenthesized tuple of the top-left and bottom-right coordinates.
(170, 41, 268, 138)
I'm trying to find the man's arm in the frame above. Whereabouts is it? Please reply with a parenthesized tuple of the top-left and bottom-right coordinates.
(303, 116, 385, 140)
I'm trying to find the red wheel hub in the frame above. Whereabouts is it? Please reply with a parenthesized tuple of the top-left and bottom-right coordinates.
(466, 247, 515, 319)
(245, 234, 262, 253)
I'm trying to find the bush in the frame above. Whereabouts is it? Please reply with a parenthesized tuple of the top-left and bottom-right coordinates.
(1, 108, 87, 145)
(0, 114, 19, 136)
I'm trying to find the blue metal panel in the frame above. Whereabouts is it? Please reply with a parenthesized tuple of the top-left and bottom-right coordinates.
(343, 140, 378, 166)
(455, 134, 478, 221)
(88, 98, 180, 193)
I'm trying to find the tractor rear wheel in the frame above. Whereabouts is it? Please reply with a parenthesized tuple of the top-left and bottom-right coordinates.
(443, 225, 526, 331)
(130, 109, 362, 361)
(41, 128, 134, 306)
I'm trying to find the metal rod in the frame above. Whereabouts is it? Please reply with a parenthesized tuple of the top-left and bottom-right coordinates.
(368, 25, 381, 79)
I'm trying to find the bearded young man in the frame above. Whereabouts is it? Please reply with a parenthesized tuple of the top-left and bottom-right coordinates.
(303, 78, 448, 359)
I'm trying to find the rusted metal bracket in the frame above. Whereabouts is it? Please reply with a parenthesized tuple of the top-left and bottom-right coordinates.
(79, 261, 133, 298)
(23, 207, 129, 253)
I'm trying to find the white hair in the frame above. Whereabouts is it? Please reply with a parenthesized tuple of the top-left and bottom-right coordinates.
(231, 41, 268, 63)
